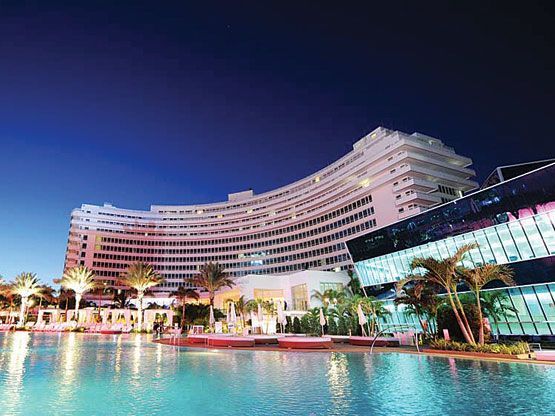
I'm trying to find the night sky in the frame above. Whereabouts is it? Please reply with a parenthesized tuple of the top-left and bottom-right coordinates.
(1, 1, 554, 283)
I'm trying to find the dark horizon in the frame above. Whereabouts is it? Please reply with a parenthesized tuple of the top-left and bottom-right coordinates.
(1, 1, 554, 282)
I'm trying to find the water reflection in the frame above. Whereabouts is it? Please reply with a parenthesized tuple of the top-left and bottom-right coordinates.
(0, 333, 554, 415)
(3, 331, 30, 414)
(326, 353, 352, 415)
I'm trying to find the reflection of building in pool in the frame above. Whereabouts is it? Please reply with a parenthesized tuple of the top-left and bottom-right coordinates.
(63, 126, 477, 302)
(213, 270, 350, 315)
(346, 161, 555, 338)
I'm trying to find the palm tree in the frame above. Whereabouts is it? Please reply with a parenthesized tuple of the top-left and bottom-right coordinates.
(191, 262, 234, 307)
(397, 244, 477, 344)
(311, 288, 347, 307)
(459, 264, 515, 344)
(245, 299, 259, 314)
(173, 286, 199, 328)
(361, 296, 390, 335)
(347, 269, 367, 297)
(57, 288, 73, 316)
(11, 272, 42, 325)
(227, 295, 248, 327)
(36, 284, 57, 308)
(120, 262, 163, 330)
(395, 281, 442, 336)
(0, 281, 16, 323)
(480, 290, 518, 337)
(61, 266, 97, 319)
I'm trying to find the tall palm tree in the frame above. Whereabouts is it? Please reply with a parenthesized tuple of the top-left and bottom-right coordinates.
(173, 286, 199, 328)
(192, 262, 234, 307)
(397, 244, 477, 344)
(120, 262, 163, 330)
(61, 266, 97, 319)
(11, 272, 42, 325)
(459, 264, 515, 344)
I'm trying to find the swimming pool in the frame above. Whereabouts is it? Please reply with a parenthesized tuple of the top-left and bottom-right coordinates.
(0, 332, 554, 415)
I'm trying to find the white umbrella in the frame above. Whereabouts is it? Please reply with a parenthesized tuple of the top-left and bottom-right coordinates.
(276, 301, 287, 333)
(226, 304, 230, 323)
(209, 305, 215, 328)
(357, 303, 368, 337)
(229, 302, 237, 324)
(257, 303, 264, 334)
(319, 308, 326, 336)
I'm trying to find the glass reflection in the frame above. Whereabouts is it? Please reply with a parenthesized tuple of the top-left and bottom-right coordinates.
(357, 211, 555, 286)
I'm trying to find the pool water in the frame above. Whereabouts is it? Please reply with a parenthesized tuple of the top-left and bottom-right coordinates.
(0, 332, 554, 415)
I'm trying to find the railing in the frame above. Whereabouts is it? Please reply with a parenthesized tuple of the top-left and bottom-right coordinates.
(369, 323, 421, 354)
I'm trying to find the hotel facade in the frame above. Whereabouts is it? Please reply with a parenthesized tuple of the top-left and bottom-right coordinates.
(346, 162, 555, 338)
(64, 127, 477, 297)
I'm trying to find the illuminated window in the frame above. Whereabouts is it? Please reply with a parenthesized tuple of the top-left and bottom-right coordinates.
(291, 284, 308, 311)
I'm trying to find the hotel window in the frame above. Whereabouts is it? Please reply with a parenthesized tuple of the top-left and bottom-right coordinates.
(253, 288, 284, 301)
(319, 282, 343, 293)
(291, 284, 308, 311)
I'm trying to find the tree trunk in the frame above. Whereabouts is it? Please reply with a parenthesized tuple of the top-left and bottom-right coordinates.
(475, 289, 485, 345)
(210, 293, 214, 307)
(74, 293, 82, 321)
(18, 297, 27, 325)
(491, 312, 500, 336)
(415, 310, 428, 336)
(65, 298, 69, 321)
(446, 289, 474, 344)
(453, 289, 475, 344)
(137, 292, 144, 331)
(181, 303, 186, 328)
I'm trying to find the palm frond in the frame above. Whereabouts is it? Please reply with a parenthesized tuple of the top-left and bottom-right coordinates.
(61, 266, 97, 296)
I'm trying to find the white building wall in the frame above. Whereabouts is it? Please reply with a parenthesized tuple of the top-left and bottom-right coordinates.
(64, 126, 478, 295)
(214, 270, 351, 311)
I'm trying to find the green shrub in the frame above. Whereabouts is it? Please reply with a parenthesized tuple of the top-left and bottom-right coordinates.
(284, 316, 293, 333)
(337, 316, 349, 335)
(300, 313, 319, 336)
(429, 339, 529, 355)
(328, 317, 338, 335)
(436, 302, 481, 342)
(292, 317, 301, 334)
(350, 316, 360, 336)
(181, 304, 224, 327)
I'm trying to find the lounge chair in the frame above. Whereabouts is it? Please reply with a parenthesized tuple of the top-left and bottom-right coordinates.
(169, 327, 183, 344)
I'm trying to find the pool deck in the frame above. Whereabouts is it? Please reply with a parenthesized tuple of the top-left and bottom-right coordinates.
(153, 337, 555, 365)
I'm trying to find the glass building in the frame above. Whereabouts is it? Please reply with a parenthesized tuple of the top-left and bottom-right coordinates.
(346, 162, 555, 338)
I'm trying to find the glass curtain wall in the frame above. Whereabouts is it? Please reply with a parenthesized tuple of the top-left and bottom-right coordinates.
(379, 283, 555, 336)
(355, 210, 555, 287)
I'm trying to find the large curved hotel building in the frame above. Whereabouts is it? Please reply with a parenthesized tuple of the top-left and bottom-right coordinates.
(64, 127, 477, 295)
